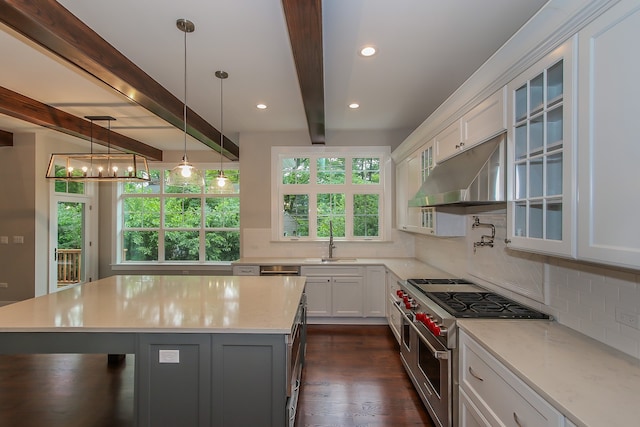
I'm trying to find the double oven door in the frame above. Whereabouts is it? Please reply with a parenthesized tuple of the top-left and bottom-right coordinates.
(398, 302, 451, 427)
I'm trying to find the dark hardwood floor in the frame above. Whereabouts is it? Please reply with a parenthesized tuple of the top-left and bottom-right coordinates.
(297, 325, 434, 426)
(0, 325, 433, 427)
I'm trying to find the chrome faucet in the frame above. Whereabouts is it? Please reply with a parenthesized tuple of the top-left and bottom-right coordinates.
(328, 220, 336, 259)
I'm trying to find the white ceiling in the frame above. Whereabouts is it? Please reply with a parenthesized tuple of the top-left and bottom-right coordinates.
(0, 0, 548, 155)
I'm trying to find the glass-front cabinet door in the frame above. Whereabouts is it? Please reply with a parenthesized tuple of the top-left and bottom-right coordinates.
(506, 36, 576, 257)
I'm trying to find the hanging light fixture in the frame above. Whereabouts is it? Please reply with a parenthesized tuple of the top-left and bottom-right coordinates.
(45, 116, 150, 182)
(166, 18, 204, 187)
(209, 70, 235, 194)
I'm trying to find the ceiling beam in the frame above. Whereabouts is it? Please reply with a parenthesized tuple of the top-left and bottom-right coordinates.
(282, 0, 325, 144)
(0, 86, 163, 160)
(0, 0, 239, 160)
(0, 129, 13, 146)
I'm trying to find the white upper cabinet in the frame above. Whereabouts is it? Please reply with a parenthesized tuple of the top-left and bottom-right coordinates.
(576, 0, 640, 269)
(506, 37, 577, 258)
(435, 120, 463, 163)
(462, 87, 507, 148)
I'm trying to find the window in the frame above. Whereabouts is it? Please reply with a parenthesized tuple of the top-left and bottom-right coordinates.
(117, 166, 239, 263)
(273, 146, 391, 241)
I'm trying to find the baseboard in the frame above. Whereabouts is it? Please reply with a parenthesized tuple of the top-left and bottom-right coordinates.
(0, 301, 17, 307)
(307, 317, 388, 325)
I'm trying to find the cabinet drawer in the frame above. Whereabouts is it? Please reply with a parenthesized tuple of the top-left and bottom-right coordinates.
(460, 331, 563, 427)
(301, 266, 363, 276)
(232, 265, 260, 276)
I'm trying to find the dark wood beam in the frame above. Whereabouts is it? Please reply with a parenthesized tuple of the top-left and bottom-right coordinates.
(0, 129, 13, 146)
(0, 0, 239, 160)
(0, 86, 163, 160)
(282, 0, 325, 144)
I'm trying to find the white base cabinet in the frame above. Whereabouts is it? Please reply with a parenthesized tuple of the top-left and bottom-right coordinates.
(301, 266, 386, 320)
(459, 330, 564, 427)
(385, 269, 402, 344)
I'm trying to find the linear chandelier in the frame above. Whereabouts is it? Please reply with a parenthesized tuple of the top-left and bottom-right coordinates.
(45, 116, 150, 182)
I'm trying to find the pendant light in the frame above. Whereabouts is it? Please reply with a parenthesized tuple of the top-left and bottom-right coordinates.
(166, 18, 204, 187)
(45, 116, 150, 182)
(209, 70, 235, 194)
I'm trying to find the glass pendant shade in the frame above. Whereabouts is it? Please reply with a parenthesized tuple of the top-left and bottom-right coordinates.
(167, 156, 204, 186)
(167, 18, 203, 188)
(211, 170, 235, 193)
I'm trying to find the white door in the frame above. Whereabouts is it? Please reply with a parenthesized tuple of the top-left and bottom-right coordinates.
(49, 180, 97, 293)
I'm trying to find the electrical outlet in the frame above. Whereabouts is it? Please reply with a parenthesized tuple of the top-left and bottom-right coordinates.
(616, 309, 640, 330)
(158, 349, 180, 364)
(0, 283, 8, 288)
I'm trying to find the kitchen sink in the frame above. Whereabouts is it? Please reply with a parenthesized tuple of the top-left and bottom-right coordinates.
(304, 258, 358, 263)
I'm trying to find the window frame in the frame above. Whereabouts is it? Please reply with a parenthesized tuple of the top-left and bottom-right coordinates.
(114, 163, 240, 265)
(271, 146, 392, 242)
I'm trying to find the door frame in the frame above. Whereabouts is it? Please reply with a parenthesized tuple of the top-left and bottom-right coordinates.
(49, 182, 98, 293)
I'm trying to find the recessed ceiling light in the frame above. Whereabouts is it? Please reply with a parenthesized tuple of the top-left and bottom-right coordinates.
(359, 46, 377, 57)
(349, 103, 360, 109)
(256, 103, 267, 110)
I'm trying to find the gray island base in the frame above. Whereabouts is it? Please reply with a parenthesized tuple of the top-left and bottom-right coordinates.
(0, 275, 307, 427)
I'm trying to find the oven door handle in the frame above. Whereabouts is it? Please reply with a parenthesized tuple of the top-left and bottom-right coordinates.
(398, 305, 449, 360)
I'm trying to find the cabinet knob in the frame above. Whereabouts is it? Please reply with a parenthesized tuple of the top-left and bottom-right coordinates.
(504, 238, 511, 244)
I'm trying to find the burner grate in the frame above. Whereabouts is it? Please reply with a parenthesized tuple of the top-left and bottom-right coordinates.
(425, 291, 549, 319)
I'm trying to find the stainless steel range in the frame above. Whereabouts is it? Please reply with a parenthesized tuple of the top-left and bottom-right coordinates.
(393, 278, 549, 427)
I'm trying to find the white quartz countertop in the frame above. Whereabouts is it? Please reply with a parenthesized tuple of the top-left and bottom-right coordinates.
(233, 257, 450, 280)
(0, 275, 306, 334)
(458, 319, 640, 427)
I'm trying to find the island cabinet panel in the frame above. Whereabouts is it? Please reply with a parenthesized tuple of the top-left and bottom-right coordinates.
(136, 333, 291, 427)
(211, 334, 288, 427)
(135, 334, 212, 427)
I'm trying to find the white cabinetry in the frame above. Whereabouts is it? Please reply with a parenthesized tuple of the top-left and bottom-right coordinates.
(385, 269, 402, 344)
(506, 37, 577, 258)
(462, 87, 507, 149)
(435, 120, 463, 163)
(365, 266, 386, 317)
(395, 156, 410, 231)
(304, 275, 333, 317)
(435, 88, 506, 164)
(576, 0, 640, 269)
(302, 266, 388, 320)
(232, 265, 260, 276)
(459, 330, 564, 427)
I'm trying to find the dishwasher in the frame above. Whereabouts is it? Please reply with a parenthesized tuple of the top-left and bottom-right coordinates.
(259, 265, 301, 276)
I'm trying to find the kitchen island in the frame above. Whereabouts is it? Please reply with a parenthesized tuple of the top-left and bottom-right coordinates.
(0, 275, 307, 427)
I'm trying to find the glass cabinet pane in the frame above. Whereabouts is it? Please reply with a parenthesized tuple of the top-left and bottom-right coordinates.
(530, 115, 544, 155)
(529, 202, 544, 238)
(515, 162, 527, 200)
(546, 200, 563, 241)
(515, 202, 527, 237)
(547, 61, 563, 106)
(529, 73, 544, 114)
(546, 153, 563, 196)
(547, 107, 563, 150)
(515, 124, 527, 160)
(529, 158, 543, 198)
(515, 84, 528, 122)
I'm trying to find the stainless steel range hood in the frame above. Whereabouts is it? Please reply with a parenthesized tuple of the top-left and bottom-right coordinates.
(408, 133, 505, 207)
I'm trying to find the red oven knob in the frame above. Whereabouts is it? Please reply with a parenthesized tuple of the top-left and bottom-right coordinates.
(403, 296, 409, 303)
(405, 302, 412, 309)
(415, 313, 425, 321)
(396, 290, 403, 297)
(430, 324, 441, 336)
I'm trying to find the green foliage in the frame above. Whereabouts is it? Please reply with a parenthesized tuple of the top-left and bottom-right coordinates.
(122, 168, 240, 262)
(57, 202, 83, 249)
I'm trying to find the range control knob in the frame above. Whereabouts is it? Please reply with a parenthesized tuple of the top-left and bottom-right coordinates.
(396, 290, 404, 297)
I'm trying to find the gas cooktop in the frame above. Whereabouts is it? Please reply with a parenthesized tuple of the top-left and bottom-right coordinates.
(406, 278, 550, 319)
